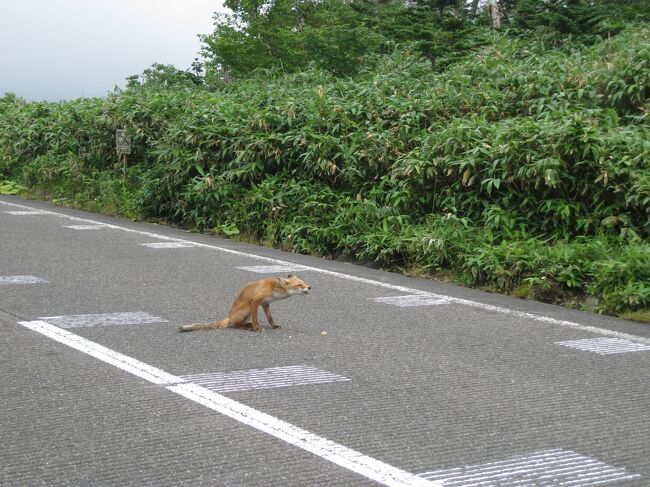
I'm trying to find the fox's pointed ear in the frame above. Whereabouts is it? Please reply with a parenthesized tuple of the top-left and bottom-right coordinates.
(287, 274, 294, 278)
(278, 277, 289, 285)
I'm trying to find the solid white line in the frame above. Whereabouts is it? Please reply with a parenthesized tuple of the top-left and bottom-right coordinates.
(168, 382, 437, 487)
(3, 199, 649, 345)
(17, 319, 438, 487)
(18, 321, 180, 385)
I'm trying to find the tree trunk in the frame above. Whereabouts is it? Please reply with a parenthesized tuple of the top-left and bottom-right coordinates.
(488, 0, 501, 28)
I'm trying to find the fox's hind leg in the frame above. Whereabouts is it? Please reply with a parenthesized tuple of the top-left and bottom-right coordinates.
(228, 304, 256, 330)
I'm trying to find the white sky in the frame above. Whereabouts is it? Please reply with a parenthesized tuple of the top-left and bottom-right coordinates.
(0, 1, 227, 101)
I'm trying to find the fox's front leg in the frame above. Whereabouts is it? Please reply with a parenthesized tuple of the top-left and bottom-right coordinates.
(249, 301, 264, 332)
(262, 303, 283, 329)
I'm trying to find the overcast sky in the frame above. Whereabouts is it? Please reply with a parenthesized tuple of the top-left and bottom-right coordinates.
(0, 1, 227, 101)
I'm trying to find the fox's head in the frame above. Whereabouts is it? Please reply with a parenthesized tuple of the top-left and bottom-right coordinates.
(280, 275, 311, 295)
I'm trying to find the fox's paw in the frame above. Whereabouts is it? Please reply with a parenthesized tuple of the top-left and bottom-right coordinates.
(271, 322, 284, 329)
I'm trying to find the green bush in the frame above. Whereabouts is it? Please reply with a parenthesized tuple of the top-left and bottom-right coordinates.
(1, 24, 649, 316)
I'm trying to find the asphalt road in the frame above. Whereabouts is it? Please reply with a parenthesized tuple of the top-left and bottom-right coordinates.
(2, 194, 649, 487)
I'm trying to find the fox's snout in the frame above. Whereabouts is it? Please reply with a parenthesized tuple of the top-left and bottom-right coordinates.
(296, 285, 311, 294)
(284, 275, 311, 295)
(288, 284, 311, 295)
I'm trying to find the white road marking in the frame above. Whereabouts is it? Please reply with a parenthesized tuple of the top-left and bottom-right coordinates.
(0, 275, 49, 285)
(63, 224, 107, 230)
(19, 321, 180, 385)
(139, 242, 197, 249)
(556, 337, 650, 355)
(418, 448, 639, 486)
(4, 210, 47, 215)
(180, 365, 350, 393)
(2, 199, 649, 346)
(170, 382, 436, 487)
(237, 264, 308, 273)
(373, 295, 452, 307)
(18, 320, 438, 487)
(38, 312, 167, 329)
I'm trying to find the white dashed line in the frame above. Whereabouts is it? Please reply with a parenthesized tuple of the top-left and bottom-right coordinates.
(139, 242, 197, 249)
(3, 199, 649, 346)
(38, 312, 168, 329)
(4, 210, 47, 215)
(237, 264, 308, 273)
(0, 275, 49, 285)
(373, 295, 452, 307)
(556, 337, 650, 355)
(18, 320, 438, 487)
(418, 448, 639, 486)
(63, 224, 107, 230)
(180, 365, 350, 393)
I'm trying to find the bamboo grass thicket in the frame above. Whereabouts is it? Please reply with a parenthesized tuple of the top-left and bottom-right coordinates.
(1, 25, 648, 317)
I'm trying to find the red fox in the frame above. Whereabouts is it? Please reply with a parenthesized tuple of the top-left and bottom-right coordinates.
(180, 275, 311, 332)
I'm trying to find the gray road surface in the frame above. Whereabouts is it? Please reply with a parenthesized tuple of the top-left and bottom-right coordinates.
(1, 194, 649, 487)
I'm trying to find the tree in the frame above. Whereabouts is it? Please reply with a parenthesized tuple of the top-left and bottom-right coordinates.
(125, 64, 203, 89)
(200, 0, 309, 77)
(301, 0, 385, 75)
(201, 0, 409, 77)
(509, 0, 608, 38)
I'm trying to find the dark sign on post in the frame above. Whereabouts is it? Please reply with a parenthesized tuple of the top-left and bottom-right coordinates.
(116, 129, 131, 156)
(116, 129, 131, 178)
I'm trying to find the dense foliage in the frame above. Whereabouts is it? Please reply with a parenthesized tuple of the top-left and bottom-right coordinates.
(199, 0, 650, 78)
(1, 10, 649, 317)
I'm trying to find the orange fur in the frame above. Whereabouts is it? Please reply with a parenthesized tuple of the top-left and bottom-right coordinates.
(180, 275, 311, 332)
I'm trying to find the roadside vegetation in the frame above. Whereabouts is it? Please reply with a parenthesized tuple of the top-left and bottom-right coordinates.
(1, 0, 649, 321)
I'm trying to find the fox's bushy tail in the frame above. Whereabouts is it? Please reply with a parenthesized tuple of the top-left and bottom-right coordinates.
(179, 318, 230, 332)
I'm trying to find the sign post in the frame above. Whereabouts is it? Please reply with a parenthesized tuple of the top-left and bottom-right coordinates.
(115, 129, 131, 178)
